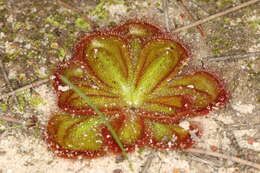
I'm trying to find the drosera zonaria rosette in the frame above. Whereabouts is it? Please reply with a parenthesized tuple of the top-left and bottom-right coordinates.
(46, 21, 228, 159)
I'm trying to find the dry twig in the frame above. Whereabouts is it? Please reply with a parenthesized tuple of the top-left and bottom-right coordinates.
(162, 0, 172, 30)
(207, 51, 260, 62)
(140, 150, 156, 173)
(0, 114, 41, 128)
(0, 60, 19, 104)
(213, 118, 242, 154)
(190, 0, 209, 15)
(56, 0, 96, 30)
(185, 148, 260, 170)
(0, 78, 49, 100)
(176, 0, 205, 38)
(0, 115, 23, 124)
(173, 0, 260, 33)
(229, 123, 260, 130)
(190, 154, 220, 168)
(74, 162, 91, 173)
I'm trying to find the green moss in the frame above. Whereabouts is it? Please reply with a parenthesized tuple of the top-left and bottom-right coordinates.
(155, 2, 161, 7)
(211, 39, 231, 55)
(28, 94, 45, 108)
(46, 16, 66, 29)
(108, 21, 117, 27)
(212, 39, 225, 44)
(15, 88, 45, 110)
(35, 67, 48, 79)
(245, 59, 260, 82)
(75, 17, 91, 30)
(223, 17, 232, 23)
(58, 48, 66, 61)
(5, 47, 23, 60)
(217, 0, 233, 7)
(0, 120, 6, 126)
(27, 50, 38, 59)
(46, 33, 56, 40)
(54, 14, 66, 23)
(13, 22, 24, 31)
(29, 32, 44, 41)
(247, 20, 260, 31)
(18, 73, 26, 81)
(257, 97, 260, 104)
(17, 95, 27, 111)
(32, 126, 42, 138)
(0, 103, 8, 112)
(89, 0, 109, 20)
(0, 0, 5, 10)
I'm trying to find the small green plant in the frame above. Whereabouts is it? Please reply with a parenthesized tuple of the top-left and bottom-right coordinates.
(46, 21, 228, 159)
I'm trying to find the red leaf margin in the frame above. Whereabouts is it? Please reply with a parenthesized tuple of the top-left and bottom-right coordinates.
(46, 21, 229, 159)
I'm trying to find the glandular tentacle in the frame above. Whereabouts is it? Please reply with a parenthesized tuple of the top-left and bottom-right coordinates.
(47, 21, 228, 159)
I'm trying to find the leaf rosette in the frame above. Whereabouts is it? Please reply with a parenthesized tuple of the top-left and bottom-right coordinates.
(47, 21, 228, 158)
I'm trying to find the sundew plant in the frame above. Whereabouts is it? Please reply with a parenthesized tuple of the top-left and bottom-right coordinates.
(46, 21, 228, 159)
